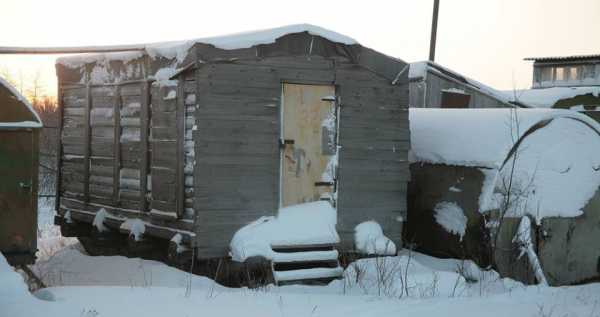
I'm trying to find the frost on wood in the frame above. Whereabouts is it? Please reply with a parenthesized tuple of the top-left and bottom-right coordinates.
(354, 221, 396, 255)
(433, 202, 467, 240)
(163, 90, 176, 100)
(170, 234, 189, 253)
(92, 208, 108, 232)
(120, 219, 146, 241)
(229, 201, 338, 262)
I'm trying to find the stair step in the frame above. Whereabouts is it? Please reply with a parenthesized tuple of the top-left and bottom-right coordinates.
(273, 267, 344, 283)
(271, 244, 336, 253)
(272, 250, 339, 263)
(274, 260, 339, 272)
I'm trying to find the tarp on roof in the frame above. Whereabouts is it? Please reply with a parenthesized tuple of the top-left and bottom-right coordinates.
(56, 24, 359, 67)
(0, 77, 42, 128)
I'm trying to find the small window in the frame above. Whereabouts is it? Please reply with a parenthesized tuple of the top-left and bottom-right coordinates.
(567, 66, 580, 81)
(540, 67, 553, 82)
(555, 67, 565, 81)
(533, 67, 541, 83)
(441, 88, 471, 108)
(583, 65, 596, 79)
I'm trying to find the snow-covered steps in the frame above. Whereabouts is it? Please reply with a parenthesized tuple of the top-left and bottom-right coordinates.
(271, 245, 343, 285)
(273, 267, 344, 283)
(272, 250, 339, 263)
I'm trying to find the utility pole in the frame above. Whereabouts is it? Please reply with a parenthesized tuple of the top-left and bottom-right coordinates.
(429, 0, 440, 61)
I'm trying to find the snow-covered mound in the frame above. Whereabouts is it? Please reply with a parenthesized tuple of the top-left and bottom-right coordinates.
(410, 108, 600, 221)
(324, 250, 524, 298)
(507, 86, 600, 108)
(5, 245, 600, 317)
(230, 201, 339, 262)
(354, 221, 396, 255)
(0, 253, 32, 301)
(57, 24, 358, 67)
(32, 246, 221, 290)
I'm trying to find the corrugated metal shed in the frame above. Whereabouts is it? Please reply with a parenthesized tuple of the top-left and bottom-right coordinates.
(524, 54, 600, 63)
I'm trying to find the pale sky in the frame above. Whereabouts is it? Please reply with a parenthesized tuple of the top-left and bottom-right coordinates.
(1, 0, 599, 97)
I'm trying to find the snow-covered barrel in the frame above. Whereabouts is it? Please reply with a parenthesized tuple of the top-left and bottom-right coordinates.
(407, 108, 600, 285)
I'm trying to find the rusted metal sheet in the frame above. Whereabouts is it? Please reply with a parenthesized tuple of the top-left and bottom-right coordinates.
(281, 83, 335, 207)
(0, 131, 38, 263)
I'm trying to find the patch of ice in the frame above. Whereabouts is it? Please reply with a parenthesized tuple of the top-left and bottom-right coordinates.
(433, 202, 467, 240)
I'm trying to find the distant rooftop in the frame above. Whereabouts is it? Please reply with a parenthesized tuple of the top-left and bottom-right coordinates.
(524, 54, 600, 63)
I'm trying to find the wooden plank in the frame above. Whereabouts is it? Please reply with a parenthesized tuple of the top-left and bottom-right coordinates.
(55, 85, 65, 211)
(139, 80, 150, 212)
(113, 85, 122, 205)
(176, 82, 185, 218)
(84, 84, 92, 203)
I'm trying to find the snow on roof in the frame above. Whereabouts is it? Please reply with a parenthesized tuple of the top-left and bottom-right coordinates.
(410, 108, 600, 221)
(0, 76, 42, 128)
(409, 108, 599, 167)
(57, 24, 358, 67)
(505, 86, 600, 108)
(409, 61, 513, 105)
(524, 54, 600, 62)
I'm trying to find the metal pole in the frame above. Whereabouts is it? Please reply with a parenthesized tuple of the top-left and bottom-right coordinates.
(429, 0, 440, 61)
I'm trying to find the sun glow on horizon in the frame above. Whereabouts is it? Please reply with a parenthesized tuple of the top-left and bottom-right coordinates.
(1, 0, 599, 98)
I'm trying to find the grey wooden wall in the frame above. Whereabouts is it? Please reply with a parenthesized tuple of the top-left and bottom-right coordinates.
(56, 56, 196, 244)
(335, 63, 409, 251)
(190, 36, 410, 257)
(57, 33, 411, 259)
(409, 71, 510, 108)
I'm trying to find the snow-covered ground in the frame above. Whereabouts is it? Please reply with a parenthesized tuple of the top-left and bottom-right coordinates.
(0, 197, 596, 316)
(3, 238, 600, 317)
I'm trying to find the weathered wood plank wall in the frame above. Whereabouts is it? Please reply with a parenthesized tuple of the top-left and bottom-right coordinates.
(425, 72, 509, 108)
(57, 33, 410, 258)
(335, 60, 409, 251)
(191, 36, 409, 257)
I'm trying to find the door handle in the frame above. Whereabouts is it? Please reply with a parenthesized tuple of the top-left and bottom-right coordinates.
(19, 182, 32, 191)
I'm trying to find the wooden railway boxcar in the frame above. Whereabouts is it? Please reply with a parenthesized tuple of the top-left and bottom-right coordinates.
(53, 25, 410, 264)
(0, 77, 42, 265)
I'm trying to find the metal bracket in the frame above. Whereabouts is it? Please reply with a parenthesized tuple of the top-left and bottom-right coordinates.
(314, 181, 335, 187)
(279, 139, 295, 149)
